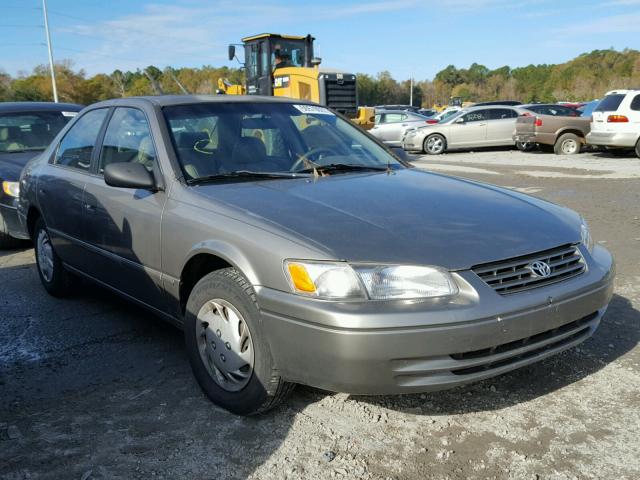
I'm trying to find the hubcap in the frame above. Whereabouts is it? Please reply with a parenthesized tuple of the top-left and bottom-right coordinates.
(562, 139, 578, 154)
(426, 136, 443, 153)
(36, 229, 54, 283)
(196, 299, 254, 392)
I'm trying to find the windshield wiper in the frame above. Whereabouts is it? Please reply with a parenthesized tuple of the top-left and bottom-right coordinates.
(296, 163, 389, 174)
(186, 170, 306, 185)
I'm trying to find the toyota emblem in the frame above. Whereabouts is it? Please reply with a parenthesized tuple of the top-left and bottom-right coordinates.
(529, 261, 551, 278)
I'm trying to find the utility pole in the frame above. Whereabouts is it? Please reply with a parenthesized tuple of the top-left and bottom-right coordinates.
(42, 0, 58, 102)
(409, 74, 413, 107)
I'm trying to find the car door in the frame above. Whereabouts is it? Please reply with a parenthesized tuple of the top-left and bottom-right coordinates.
(447, 109, 488, 147)
(37, 108, 109, 269)
(82, 107, 168, 310)
(374, 113, 405, 145)
(485, 108, 518, 145)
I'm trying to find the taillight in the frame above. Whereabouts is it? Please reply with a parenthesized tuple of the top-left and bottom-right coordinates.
(607, 115, 629, 123)
(534, 117, 543, 127)
(426, 119, 438, 124)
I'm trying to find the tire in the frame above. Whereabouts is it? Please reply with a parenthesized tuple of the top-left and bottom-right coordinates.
(515, 141, 536, 152)
(0, 212, 20, 249)
(636, 139, 640, 159)
(184, 268, 294, 415)
(423, 134, 446, 155)
(554, 133, 582, 155)
(33, 217, 73, 297)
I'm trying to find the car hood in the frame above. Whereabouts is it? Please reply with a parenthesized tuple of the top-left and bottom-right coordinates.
(192, 169, 581, 270)
(0, 151, 41, 181)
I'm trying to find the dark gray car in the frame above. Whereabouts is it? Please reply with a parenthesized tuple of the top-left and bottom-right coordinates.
(0, 102, 82, 247)
(18, 95, 615, 415)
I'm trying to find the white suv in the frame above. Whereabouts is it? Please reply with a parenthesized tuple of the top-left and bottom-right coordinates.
(586, 89, 640, 157)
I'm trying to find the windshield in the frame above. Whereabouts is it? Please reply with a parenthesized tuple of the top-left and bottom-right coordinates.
(440, 110, 464, 122)
(0, 111, 74, 153)
(163, 102, 403, 181)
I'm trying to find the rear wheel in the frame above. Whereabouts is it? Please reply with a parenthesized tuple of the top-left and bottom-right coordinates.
(0, 213, 20, 249)
(33, 217, 73, 297)
(635, 139, 640, 159)
(184, 268, 294, 415)
(423, 134, 446, 155)
(554, 133, 582, 155)
(515, 141, 535, 152)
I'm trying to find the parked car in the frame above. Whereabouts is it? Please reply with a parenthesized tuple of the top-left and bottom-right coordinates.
(579, 100, 600, 118)
(586, 89, 640, 157)
(402, 105, 525, 154)
(472, 100, 522, 107)
(0, 102, 82, 248)
(19, 96, 614, 415)
(513, 113, 591, 154)
(370, 110, 431, 146)
(521, 104, 580, 117)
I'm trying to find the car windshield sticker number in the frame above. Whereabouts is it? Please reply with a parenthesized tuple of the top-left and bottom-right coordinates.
(293, 104, 334, 115)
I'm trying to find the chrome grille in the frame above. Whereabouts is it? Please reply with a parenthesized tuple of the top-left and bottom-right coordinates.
(472, 244, 585, 294)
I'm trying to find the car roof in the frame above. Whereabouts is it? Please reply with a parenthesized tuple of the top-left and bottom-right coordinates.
(87, 95, 317, 109)
(520, 103, 572, 108)
(604, 89, 639, 95)
(0, 101, 83, 113)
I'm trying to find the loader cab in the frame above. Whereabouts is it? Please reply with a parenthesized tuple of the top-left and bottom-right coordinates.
(234, 33, 316, 97)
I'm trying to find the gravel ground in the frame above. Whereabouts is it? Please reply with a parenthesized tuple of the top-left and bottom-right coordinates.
(1, 147, 639, 480)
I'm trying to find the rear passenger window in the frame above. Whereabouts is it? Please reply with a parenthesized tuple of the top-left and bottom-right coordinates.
(55, 108, 108, 171)
(487, 109, 516, 120)
(99, 108, 157, 173)
(631, 94, 640, 111)
(384, 113, 403, 123)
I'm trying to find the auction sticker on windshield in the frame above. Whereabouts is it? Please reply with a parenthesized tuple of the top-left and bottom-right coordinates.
(293, 104, 334, 115)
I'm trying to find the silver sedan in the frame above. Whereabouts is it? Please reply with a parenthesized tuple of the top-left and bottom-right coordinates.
(402, 105, 526, 154)
(370, 110, 430, 146)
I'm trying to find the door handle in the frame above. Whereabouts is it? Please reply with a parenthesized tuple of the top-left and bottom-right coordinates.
(478, 123, 487, 126)
(84, 203, 96, 212)
(401, 123, 408, 126)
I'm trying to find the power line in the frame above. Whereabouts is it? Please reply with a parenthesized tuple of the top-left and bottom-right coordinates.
(45, 9, 223, 48)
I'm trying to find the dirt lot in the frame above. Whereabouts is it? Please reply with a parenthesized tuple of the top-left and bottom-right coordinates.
(1, 148, 639, 480)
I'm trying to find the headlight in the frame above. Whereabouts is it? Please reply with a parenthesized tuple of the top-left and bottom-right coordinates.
(353, 265, 458, 300)
(2, 181, 19, 198)
(580, 217, 594, 252)
(284, 260, 458, 300)
(284, 261, 365, 299)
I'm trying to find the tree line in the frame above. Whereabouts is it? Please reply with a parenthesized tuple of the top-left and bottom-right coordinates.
(1, 49, 638, 107)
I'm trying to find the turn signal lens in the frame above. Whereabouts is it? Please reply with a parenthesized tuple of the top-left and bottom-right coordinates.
(287, 263, 316, 293)
(607, 115, 628, 123)
(534, 117, 543, 127)
(2, 181, 20, 198)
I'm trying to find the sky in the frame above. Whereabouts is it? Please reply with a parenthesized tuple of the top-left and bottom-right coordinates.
(1, 0, 638, 81)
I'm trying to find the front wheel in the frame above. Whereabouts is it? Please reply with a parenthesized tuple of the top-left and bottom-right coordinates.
(423, 134, 446, 155)
(33, 217, 73, 297)
(554, 133, 582, 155)
(635, 139, 640, 159)
(184, 268, 294, 415)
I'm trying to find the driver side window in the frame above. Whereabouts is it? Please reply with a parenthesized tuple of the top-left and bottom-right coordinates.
(99, 108, 157, 174)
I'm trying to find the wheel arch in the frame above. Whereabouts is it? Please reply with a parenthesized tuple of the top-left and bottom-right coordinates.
(26, 207, 42, 241)
(178, 242, 259, 315)
(555, 129, 586, 143)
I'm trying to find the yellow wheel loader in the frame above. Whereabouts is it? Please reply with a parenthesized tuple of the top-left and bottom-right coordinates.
(219, 33, 374, 129)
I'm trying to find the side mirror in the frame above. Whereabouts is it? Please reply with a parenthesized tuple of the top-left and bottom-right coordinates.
(310, 57, 322, 67)
(454, 117, 465, 124)
(228, 45, 236, 61)
(104, 162, 156, 190)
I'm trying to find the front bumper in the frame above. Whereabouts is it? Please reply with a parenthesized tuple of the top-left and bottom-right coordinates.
(586, 131, 638, 148)
(401, 133, 423, 152)
(0, 196, 29, 240)
(257, 245, 614, 394)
